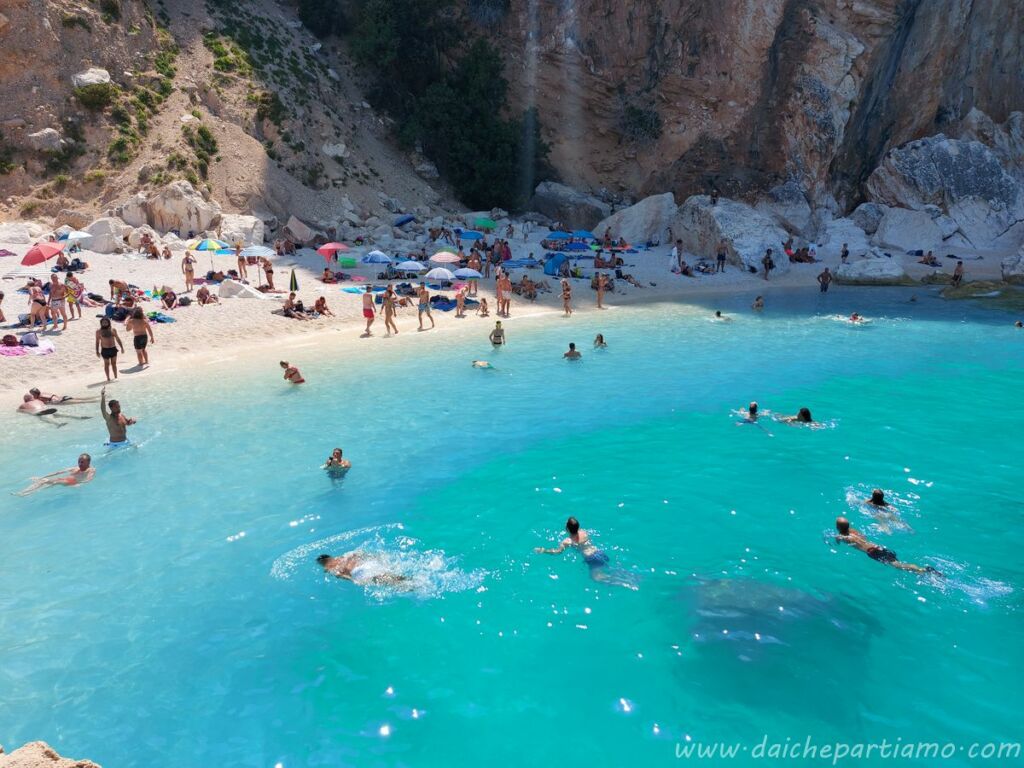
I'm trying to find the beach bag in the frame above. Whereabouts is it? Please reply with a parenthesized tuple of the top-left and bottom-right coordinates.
(89, 292, 104, 302)
(178, 296, 192, 306)
(20, 332, 39, 347)
(2, 334, 18, 347)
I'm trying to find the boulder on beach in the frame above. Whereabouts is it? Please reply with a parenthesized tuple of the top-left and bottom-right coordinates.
(850, 202, 886, 235)
(833, 257, 913, 285)
(675, 195, 789, 274)
(114, 182, 221, 236)
(594, 192, 677, 246)
(872, 207, 942, 253)
(128, 226, 160, 250)
(283, 215, 316, 244)
(0, 221, 34, 244)
(754, 182, 813, 235)
(219, 214, 264, 247)
(85, 217, 131, 253)
(529, 181, 611, 230)
(0, 740, 100, 768)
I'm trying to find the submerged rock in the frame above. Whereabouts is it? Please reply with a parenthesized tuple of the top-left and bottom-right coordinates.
(675, 195, 789, 274)
(594, 192, 677, 245)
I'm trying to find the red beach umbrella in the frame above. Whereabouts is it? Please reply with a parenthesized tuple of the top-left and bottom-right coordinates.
(316, 242, 349, 260)
(22, 241, 65, 266)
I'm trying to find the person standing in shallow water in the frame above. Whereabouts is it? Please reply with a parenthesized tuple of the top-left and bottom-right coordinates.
(761, 249, 775, 281)
(100, 387, 135, 444)
(818, 267, 832, 293)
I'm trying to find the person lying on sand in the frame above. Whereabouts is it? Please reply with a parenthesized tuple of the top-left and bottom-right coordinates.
(834, 517, 939, 575)
(15, 453, 95, 496)
(317, 551, 410, 587)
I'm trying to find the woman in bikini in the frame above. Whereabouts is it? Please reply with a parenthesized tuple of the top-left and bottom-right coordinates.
(28, 282, 48, 328)
(261, 257, 275, 290)
(125, 307, 155, 367)
(380, 285, 399, 335)
(95, 317, 125, 381)
(182, 251, 197, 292)
(561, 279, 573, 317)
(280, 360, 305, 384)
(47, 274, 69, 331)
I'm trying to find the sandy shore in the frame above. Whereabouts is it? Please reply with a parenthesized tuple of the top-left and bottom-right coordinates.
(0, 227, 1005, 409)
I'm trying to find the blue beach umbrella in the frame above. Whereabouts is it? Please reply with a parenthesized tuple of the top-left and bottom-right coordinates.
(548, 231, 572, 240)
(459, 230, 484, 241)
(361, 251, 392, 264)
(572, 229, 594, 239)
(453, 268, 482, 279)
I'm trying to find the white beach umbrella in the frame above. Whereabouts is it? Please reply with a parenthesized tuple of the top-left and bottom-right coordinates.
(396, 260, 427, 271)
(425, 267, 455, 281)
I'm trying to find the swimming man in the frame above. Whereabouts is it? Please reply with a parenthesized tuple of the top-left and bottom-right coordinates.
(16, 453, 95, 496)
(834, 517, 938, 575)
(317, 552, 409, 587)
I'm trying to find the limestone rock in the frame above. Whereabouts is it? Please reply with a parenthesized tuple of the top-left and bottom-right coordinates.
(219, 214, 264, 246)
(818, 217, 871, 259)
(0, 741, 99, 767)
(144, 181, 221, 235)
(959, 109, 1024, 182)
(322, 142, 348, 160)
(26, 128, 64, 153)
(71, 68, 111, 88)
(866, 136, 1023, 220)
(414, 160, 439, 180)
(283, 215, 315, 244)
(530, 182, 610, 230)
(872, 208, 942, 252)
(594, 192, 676, 246)
(946, 197, 1024, 251)
(0, 221, 33, 244)
(850, 203, 886, 235)
(56, 209, 91, 230)
(1000, 247, 1024, 285)
(675, 195, 789, 274)
(755, 182, 812, 235)
(127, 225, 160, 249)
(834, 257, 912, 285)
(85, 217, 131, 253)
(115, 193, 149, 228)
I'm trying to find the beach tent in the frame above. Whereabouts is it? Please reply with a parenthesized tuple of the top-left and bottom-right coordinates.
(543, 253, 567, 276)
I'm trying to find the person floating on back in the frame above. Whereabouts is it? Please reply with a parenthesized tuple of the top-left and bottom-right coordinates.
(15, 453, 95, 496)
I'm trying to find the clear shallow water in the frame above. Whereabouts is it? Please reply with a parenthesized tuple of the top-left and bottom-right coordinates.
(2, 288, 1022, 767)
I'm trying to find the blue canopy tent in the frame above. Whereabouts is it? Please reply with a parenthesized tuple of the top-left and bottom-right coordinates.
(543, 253, 567, 276)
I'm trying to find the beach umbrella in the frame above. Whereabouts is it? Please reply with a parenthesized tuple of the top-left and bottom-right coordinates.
(187, 238, 229, 251)
(454, 268, 482, 279)
(430, 251, 461, 263)
(21, 241, 65, 266)
(459, 230, 484, 241)
(361, 251, 392, 264)
(548, 231, 572, 240)
(289, 269, 299, 292)
(474, 217, 496, 230)
(317, 242, 349, 259)
(425, 267, 455, 281)
(58, 230, 93, 242)
(572, 229, 594, 239)
(565, 242, 590, 251)
(396, 260, 427, 271)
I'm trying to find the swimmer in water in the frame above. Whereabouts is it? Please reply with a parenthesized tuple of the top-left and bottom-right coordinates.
(866, 488, 888, 507)
(744, 401, 758, 422)
(324, 447, 351, 471)
(714, 310, 732, 322)
(15, 453, 95, 496)
(862, 488, 910, 532)
(563, 342, 581, 360)
(849, 313, 863, 323)
(594, 334, 607, 348)
(317, 551, 410, 587)
(752, 296, 764, 311)
(472, 360, 493, 369)
(535, 516, 613, 583)
(834, 517, 939, 576)
(781, 407, 815, 424)
(280, 360, 305, 384)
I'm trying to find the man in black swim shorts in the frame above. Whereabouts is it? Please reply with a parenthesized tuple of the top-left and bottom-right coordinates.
(834, 517, 939, 575)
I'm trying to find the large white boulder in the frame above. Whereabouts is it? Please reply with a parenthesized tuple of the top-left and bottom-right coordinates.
(1001, 247, 1024, 285)
(145, 181, 221, 235)
(85, 217, 131, 253)
(850, 202, 887, 235)
(594, 192, 677, 245)
(115, 193, 149, 228)
(0, 221, 33, 244)
(754, 182, 812, 235)
(818, 217, 872, 259)
(675, 195, 789, 274)
(530, 181, 611, 230)
(27, 128, 64, 153)
(872, 208, 942, 252)
(833, 257, 912, 285)
(947, 197, 1024, 252)
(71, 68, 111, 88)
(283, 215, 316, 244)
(128, 226, 160, 249)
(219, 214, 264, 246)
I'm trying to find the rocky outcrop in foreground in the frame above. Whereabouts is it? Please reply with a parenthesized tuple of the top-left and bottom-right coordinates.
(0, 741, 99, 768)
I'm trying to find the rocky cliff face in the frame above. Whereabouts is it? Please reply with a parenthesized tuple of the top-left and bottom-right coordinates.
(498, 0, 1024, 212)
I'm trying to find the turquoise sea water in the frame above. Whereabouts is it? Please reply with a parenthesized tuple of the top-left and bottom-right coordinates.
(2, 288, 1022, 767)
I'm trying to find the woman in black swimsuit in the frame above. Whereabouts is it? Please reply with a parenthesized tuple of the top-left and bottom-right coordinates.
(95, 317, 125, 381)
